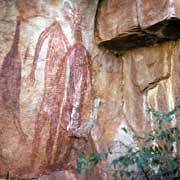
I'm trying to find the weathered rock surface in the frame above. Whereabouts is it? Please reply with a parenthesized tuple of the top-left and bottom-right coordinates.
(0, 0, 98, 179)
(38, 170, 78, 180)
(0, 0, 180, 180)
(92, 39, 180, 180)
(96, 0, 180, 52)
(96, 0, 138, 43)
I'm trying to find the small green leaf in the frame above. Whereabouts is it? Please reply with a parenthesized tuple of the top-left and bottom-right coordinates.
(111, 158, 120, 168)
(121, 127, 128, 133)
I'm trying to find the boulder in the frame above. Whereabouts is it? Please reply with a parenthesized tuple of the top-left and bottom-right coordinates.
(96, 0, 180, 52)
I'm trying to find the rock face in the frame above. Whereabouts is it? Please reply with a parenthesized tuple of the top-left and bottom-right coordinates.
(96, 0, 180, 52)
(0, 0, 97, 179)
(0, 0, 180, 180)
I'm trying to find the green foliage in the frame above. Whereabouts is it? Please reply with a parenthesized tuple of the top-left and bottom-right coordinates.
(76, 101, 180, 180)
(76, 152, 102, 180)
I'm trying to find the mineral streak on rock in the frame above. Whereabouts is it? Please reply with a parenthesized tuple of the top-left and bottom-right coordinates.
(0, 19, 26, 142)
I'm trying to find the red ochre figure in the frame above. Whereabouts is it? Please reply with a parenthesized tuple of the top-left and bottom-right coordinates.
(0, 7, 93, 172)
(30, 15, 93, 170)
(0, 19, 27, 142)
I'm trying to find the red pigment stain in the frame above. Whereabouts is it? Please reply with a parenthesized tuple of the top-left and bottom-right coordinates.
(0, 19, 27, 141)
(30, 21, 70, 167)
(59, 43, 92, 131)
(30, 17, 93, 171)
(54, 42, 93, 163)
(23, 45, 30, 63)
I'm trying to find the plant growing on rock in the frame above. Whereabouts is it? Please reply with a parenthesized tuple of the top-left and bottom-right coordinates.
(76, 151, 102, 180)
(76, 98, 180, 180)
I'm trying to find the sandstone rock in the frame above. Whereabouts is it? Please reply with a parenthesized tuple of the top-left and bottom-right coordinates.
(138, 0, 180, 28)
(38, 170, 78, 180)
(0, 0, 97, 179)
(96, 0, 138, 42)
(92, 39, 180, 179)
(0, 0, 180, 180)
(96, 0, 180, 52)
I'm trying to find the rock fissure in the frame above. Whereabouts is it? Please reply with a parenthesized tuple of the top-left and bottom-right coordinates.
(142, 73, 171, 93)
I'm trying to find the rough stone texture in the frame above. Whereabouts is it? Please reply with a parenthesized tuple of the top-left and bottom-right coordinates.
(0, 0, 98, 179)
(38, 170, 78, 180)
(92, 40, 180, 180)
(0, 170, 78, 180)
(138, 0, 180, 28)
(93, 1, 180, 179)
(95, 0, 138, 41)
(96, 0, 180, 52)
(0, 0, 180, 180)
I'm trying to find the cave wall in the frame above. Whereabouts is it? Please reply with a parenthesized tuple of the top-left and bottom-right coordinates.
(0, 0, 180, 180)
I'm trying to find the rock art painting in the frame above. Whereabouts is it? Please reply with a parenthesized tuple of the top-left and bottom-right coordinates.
(30, 16, 93, 170)
(0, 2, 93, 177)
(0, 19, 26, 143)
(1, 0, 180, 179)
